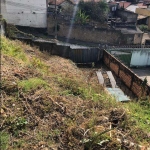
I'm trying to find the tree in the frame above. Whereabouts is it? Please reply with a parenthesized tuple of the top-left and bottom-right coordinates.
(76, 9, 89, 24)
(78, 1, 108, 22)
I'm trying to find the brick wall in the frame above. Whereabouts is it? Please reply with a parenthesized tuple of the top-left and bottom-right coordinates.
(103, 50, 150, 97)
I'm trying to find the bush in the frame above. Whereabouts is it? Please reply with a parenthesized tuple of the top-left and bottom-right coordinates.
(78, 1, 108, 22)
(138, 24, 148, 32)
(76, 9, 89, 24)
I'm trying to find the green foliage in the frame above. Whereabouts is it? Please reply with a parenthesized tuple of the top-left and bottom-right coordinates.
(57, 76, 100, 100)
(7, 117, 28, 137)
(48, 129, 61, 140)
(138, 24, 148, 32)
(76, 9, 89, 24)
(58, 77, 85, 97)
(79, 1, 108, 22)
(31, 57, 47, 69)
(12, 140, 25, 149)
(18, 78, 49, 92)
(0, 132, 9, 150)
(87, 117, 97, 128)
(82, 129, 112, 150)
(6, 24, 35, 38)
(29, 57, 50, 76)
(1, 36, 27, 61)
(16, 117, 28, 129)
(6, 24, 17, 38)
(125, 102, 150, 133)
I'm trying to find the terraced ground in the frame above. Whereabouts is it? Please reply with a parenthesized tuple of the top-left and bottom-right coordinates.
(0, 37, 150, 150)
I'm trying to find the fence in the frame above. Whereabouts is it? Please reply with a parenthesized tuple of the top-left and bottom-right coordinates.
(107, 45, 150, 49)
(12, 37, 103, 64)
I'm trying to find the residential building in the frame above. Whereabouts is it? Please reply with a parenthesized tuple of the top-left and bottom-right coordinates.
(136, 8, 150, 29)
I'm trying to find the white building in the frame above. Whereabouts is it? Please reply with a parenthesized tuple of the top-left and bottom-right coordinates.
(1, 0, 47, 28)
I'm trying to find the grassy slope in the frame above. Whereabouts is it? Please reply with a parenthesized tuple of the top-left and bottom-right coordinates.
(0, 37, 150, 150)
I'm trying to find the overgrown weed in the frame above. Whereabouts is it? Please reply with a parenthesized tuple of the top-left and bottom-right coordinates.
(1, 36, 27, 62)
(0, 132, 9, 150)
(18, 78, 50, 92)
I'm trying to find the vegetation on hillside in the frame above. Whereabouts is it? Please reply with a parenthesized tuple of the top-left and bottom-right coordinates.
(0, 36, 150, 150)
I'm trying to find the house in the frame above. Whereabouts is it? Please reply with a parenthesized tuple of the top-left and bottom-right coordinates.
(115, 27, 143, 44)
(47, 0, 76, 35)
(143, 0, 150, 6)
(1, 0, 47, 28)
(110, 9, 143, 44)
(136, 8, 150, 29)
(126, 4, 147, 13)
(116, 10, 138, 22)
(126, 5, 140, 13)
(135, 8, 150, 44)
(48, 0, 79, 15)
(108, 1, 131, 19)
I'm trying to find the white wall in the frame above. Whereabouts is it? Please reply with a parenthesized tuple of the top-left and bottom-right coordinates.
(130, 50, 150, 67)
(1, 0, 47, 28)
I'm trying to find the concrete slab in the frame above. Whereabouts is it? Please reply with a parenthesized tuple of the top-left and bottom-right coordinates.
(106, 71, 116, 88)
(96, 71, 104, 85)
(131, 68, 150, 86)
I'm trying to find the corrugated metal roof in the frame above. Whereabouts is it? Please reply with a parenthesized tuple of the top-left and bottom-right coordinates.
(126, 5, 139, 13)
(107, 88, 130, 102)
(138, 15, 148, 20)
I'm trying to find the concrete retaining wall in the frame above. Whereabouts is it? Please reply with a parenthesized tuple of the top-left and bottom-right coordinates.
(1, 0, 47, 28)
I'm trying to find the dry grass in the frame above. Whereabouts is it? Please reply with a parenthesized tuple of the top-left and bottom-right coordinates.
(1, 37, 150, 150)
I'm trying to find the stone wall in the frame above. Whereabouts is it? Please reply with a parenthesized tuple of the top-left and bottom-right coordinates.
(47, 19, 123, 45)
(134, 33, 143, 44)
(103, 50, 150, 97)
